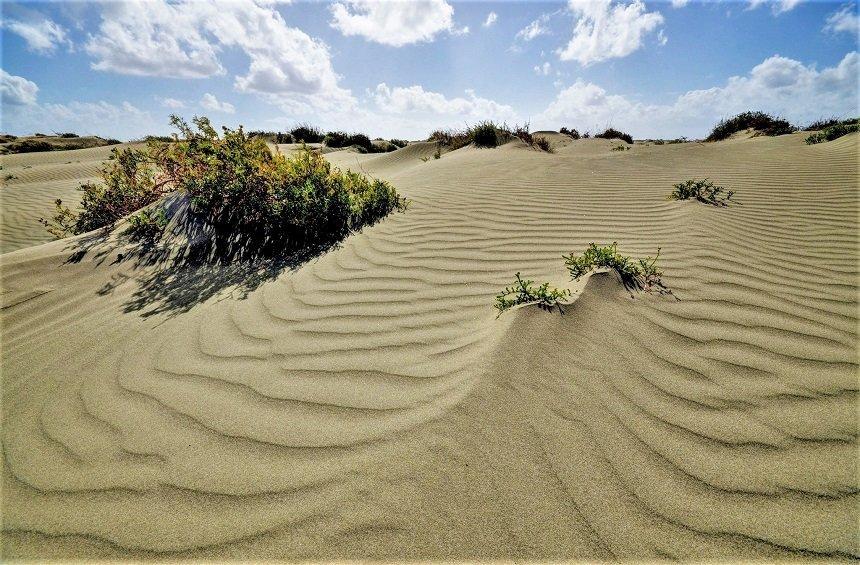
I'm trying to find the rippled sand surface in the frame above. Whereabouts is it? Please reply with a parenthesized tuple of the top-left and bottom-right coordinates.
(1, 133, 857, 560)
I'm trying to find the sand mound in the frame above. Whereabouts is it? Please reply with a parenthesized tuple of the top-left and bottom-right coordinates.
(1, 132, 857, 560)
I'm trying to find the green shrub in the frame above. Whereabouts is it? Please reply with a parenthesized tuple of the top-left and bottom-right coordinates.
(470, 120, 503, 148)
(706, 111, 796, 142)
(289, 123, 324, 143)
(58, 132, 80, 138)
(533, 136, 553, 152)
(40, 146, 163, 237)
(41, 115, 407, 256)
(804, 122, 859, 144)
(494, 272, 570, 317)
(389, 139, 408, 148)
(669, 178, 733, 206)
(595, 128, 633, 144)
(560, 127, 580, 139)
(125, 207, 168, 242)
(803, 117, 857, 131)
(564, 242, 663, 292)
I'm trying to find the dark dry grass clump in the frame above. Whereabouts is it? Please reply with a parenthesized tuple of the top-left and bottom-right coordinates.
(494, 272, 570, 317)
(670, 178, 734, 206)
(559, 127, 580, 139)
(595, 128, 633, 144)
(533, 136, 553, 152)
(289, 123, 324, 143)
(706, 111, 796, 142)
(803, 117, 858, 131)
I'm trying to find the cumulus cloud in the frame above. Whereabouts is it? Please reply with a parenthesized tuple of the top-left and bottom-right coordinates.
(329, 0, 456, 46)
(516, 14, 550, 41)
(84, 0, 352, 111)
(372, 83, 517, 120)
(671, 0, 689, 7)
(748, 0, 804, 14)
(1, 70, 39, 106)
(824, 5, 859, 34)
(537, 51, 859, 138)
(558, 0, 664, 66)
(484, 12, 498, 27)
(200, 93, 235, 113)
(159, 97, 186, 109)
(2, 99, 154, 139)
(2, 17, 71, 55)
(534, 62, 552, 75)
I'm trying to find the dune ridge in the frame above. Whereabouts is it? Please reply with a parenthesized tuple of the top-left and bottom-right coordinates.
(1, 132, 857, 560)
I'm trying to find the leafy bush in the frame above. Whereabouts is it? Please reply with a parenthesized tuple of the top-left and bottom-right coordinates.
(470, 120, 504, 148)
(494, 272, 570, 317)
(706, 111, 796, 141)
(389, 138, 408, 148)
(804, 122, 859, 144)
(533, 136, 553, 152)
(41, 116, 407, 256)
(9, 140, 53, 152)
(564, 242, 663, 292)
(803, 117, 857, 131)
(670, 178, 734, 206)
(653, 139, 665, 145)
(560, 127, 580, 140)
(512, 122, 533, 145)
(125, 207, 168, 242)
(106, 139, 122, 145)
(58, 132, 80, 138)
(40, 146, 163, 237)
(595, 128, 633, 144)
(289, 123, 324, 143)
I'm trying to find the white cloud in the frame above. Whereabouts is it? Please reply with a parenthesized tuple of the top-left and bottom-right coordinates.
(658, 29, 668, 46)
(534, 62, 552, 75)
(372, 83, 516, 119)
(200, 93, 235, 114)
(85, 0, 353, 111)
(2, 17, 71, 55)
(329, 0, 456, 46)
(824, 5, 860, 34)
(159, 97, 186, 109)
(558, 0, 664, 66)
(484, 12, 498, 27)
(1, 70, 39, 106)
(747, 0, 804, 14)
(2, 100, 154, 139)
(516, 14, 550, 41)
(537, 51, 859, 138)
(671, 0, 689, 7)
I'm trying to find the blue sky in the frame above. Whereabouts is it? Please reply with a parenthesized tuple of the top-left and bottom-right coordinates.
(1, 0, 858, 140)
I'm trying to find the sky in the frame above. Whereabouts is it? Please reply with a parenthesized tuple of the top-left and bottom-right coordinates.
(1, 0, 858, 140)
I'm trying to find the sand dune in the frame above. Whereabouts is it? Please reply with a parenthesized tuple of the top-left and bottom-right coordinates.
(1, 133, 857, 560)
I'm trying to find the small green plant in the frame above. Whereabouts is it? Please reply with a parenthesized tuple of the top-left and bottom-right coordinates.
(125, 207, 168, 242)
(533, 136, 553, 152)
(670, 178, 734, 206)
(564, 242, 663, 292)
(494, 272, 570, 317)
(804, 122, 859, 144)
(611, 145, 629, 151)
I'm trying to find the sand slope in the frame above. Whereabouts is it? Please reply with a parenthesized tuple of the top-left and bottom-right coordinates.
(1, 133, 858, 560)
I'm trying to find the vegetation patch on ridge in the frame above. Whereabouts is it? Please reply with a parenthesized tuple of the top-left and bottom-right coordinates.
(669, 178, 734, 206)
(564, 242, 664, 293)
(494, 272, 570, 317)
(705, 111, 796, 142)
(804, 122, 859, 145)
(595, 128, 633, 144)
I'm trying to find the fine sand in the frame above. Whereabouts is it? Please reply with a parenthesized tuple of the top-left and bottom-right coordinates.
(1, 132, 858, 560)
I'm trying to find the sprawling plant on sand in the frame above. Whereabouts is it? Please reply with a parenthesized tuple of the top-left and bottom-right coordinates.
(40, 115, 408, 257)
(804, 122, 859, 145)
(670, 178, 734, 206)
(564, 242, 663, 292)
(595, 128, 633, 144)
(494, 272, 570, 317)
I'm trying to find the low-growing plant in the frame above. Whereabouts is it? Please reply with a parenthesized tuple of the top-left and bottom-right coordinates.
(803, 117, 857, 131)
(494, 272, 570, 317)
(564, 242, 663, 292)
(706, 111, 796, 141)
(611, 145, 629, 151)
(58, 132, 80, 138)
(533, 136, 553, 152)
(595, 128, 633, 144)
(804, 122, 859, 144)
(670, 178, 734, 206)
(125, 207, 168, 242)
(560, 127, 580, 139)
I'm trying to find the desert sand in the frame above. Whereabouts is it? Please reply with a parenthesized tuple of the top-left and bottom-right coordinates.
(1, 132, 857, 560)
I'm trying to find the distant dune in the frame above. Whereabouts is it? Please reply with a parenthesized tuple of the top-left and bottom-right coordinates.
(1, 132, 857, 560)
